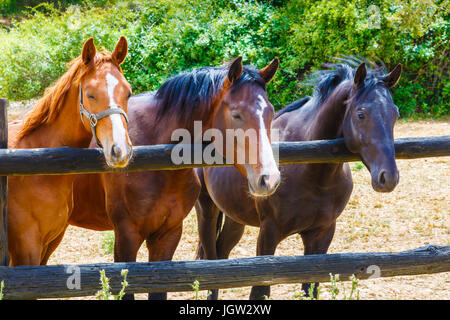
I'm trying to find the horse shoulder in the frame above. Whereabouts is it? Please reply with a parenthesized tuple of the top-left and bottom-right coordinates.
(127, 93, 159, 145)
(273, 111, 309, 142)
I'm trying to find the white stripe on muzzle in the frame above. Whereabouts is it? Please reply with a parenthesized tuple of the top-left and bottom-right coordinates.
(106, 73, 128, 154)
(256, 94, 278, 175)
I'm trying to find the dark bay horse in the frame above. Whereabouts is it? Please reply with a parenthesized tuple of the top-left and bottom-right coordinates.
(69, 57, 281, 299)
(7, 37, 133, 266)
(196, 58, 402, 299)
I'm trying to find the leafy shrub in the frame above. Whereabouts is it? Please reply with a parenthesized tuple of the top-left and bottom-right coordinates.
(281, 0, 449, 116)
(121, 0, 282, 94)
(0, 0, 110, 15)
(0, 2, 136, 100)
(0, 0, 448, 117)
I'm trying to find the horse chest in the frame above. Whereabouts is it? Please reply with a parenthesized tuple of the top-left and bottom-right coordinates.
(10, 175, 73, 208)
(122, 171, 198, 233)
(8, 176, 73, 246)
(260, 166, 353, 234)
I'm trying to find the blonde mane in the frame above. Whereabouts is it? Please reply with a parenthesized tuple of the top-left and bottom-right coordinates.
(15, 52, 122, 142)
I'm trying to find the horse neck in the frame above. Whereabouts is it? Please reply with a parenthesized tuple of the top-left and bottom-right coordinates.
(17, 85, 91, 148)
(150, 97, 219, 145)
(307, 82, 351, 141)
(303, 82, 352, 177)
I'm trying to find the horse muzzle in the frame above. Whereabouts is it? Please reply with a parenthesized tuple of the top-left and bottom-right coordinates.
(104, 143, 133, 168)
(248, 170, 281, 197)
(371, 167, 399, 192)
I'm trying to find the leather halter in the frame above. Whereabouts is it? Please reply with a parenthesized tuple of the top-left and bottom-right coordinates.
(79, 84, 129, 148)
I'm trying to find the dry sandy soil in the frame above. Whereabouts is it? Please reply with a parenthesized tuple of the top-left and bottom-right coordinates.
(7, 102, 450, 300)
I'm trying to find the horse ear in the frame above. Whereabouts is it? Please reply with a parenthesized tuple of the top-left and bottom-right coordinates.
(354, 62, 366, 87)
(384, 63, 402, 88)
(258, 57, 279, 83)
(82, 37, 96, 65)
(227, 56, 243, 84)
(112, 36, 128, 65)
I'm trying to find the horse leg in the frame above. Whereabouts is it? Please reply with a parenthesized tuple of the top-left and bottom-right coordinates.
(114, 222, 144, 300)
(300, 223, 336, 298)
(217, 216, 246, 259)
(146, 225, 183, 300)
(40, 226, 67, 265)
(194, 188, 224, 300)
(9, 227, 42, 267)
(206, 215, 246, 300)
(249, 221, 281, 300)
(195, 193, 220, 261)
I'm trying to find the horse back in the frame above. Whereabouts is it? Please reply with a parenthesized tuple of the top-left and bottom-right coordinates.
(272, 97, 316, 142)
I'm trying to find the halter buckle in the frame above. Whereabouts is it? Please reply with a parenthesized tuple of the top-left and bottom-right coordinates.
(89, 114, 98, 127)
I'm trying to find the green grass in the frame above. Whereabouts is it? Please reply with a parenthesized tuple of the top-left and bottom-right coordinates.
(101, 231, 115, 255)
(293, 274, 360, 300)
(191, 275, 361, 300)
(96, 269, 129, 300)
(191, 280, 212, 300)
(0, 280, 4, 300)
(352, 161, 365, 172)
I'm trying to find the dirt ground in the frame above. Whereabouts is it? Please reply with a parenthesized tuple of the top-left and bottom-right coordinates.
(8, 102, 449, 300)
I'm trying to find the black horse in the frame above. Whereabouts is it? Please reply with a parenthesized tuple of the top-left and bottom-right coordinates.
(196, 57, 402, 299)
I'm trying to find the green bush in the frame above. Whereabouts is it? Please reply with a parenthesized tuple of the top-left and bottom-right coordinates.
(0, 0, 110, 15)
(280, 0, 449, 116)
(0, 0, 448, 117)
(121, 0, 283, 94)
(0, 2, 136, 100)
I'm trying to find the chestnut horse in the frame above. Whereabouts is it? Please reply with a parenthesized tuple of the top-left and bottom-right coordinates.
(69, 57, 281, 299)
(196, 58, 402, 299)
(7, 37, 133, 266)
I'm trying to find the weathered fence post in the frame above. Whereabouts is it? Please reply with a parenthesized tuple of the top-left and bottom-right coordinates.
(0, 98, 8, 266)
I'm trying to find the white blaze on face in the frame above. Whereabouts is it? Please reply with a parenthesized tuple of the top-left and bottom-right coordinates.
(106, 72, 128, 155)
(256, 94, 279, 176)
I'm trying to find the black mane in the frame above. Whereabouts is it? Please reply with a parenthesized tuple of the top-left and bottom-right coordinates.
(309, 56, 389, 104)
(276, 56, 390, 117)
(155, 64, 266, 123)
(274, 96, 311, 119)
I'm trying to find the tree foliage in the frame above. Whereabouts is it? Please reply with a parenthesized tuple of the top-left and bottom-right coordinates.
(0, 0, 448, 117)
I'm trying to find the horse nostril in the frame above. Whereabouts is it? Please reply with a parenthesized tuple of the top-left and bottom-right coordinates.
(379, 170, 386, 186)
(111, 144, 122, 160)
(258, 174, 269, 189)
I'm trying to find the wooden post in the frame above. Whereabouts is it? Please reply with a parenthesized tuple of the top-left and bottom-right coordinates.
(0, 98, 8, 266)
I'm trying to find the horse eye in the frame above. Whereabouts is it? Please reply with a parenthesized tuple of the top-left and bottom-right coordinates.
(232, 113, 242, 120)
(87, 94, 95, 100)
(356, 108, 366, 120)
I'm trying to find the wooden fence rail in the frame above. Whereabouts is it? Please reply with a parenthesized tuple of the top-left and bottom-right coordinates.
(0, 135, 448, 176)
(0, 245, 448, 299)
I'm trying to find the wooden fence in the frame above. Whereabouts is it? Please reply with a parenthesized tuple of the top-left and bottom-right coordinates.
(0, 98, 449, 299)
(1, 245, 448, 299)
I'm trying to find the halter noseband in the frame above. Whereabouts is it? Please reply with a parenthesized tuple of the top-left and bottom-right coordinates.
(79, 84, 129, 148)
